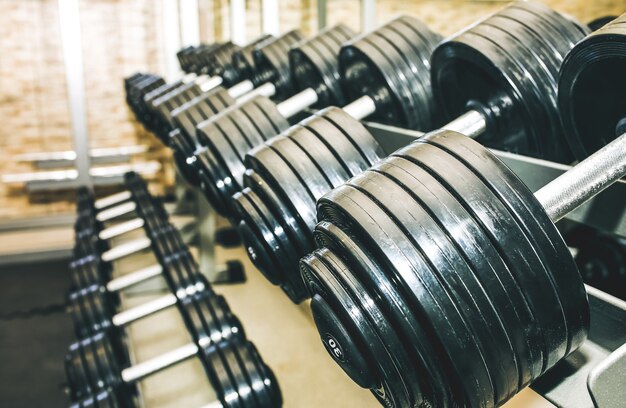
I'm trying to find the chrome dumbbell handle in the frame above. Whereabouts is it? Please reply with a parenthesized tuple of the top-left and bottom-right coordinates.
(536, 131, 626, 222)
(98, 218, 145, 241)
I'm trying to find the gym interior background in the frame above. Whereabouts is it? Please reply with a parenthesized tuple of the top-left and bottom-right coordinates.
(0, 0, 624, 407)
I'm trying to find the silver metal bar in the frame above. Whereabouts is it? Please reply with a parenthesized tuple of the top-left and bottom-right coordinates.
(58, 0, 91, 187)
(236, 82, 277, 103)
(262, 0, 280, 35)
(276, 88, 319, 119)
(230, 0, 247, 45)
(228, 80, 255, 99)
(343, 95, 377, 120)
(111, 293, 177, 327)
(96, 201, 137, 222)
(2, 162, 161, 188)
(106, 263, 163, 292)
(95, 191, 132, 210)
(121, 342, 198, 383)
(360, 0, 376, 32)
(100, 236, 152, 262)
(535, 132, 626, 222)
(442, 109, 487, 139)
(199, 75, 224, 92)
(98, 218, 145, 241)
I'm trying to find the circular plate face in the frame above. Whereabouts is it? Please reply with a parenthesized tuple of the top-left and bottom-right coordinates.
(351, 165, 521, 403)
(233, 189, 293, 286)
(375, 157, 538, 390)
(402, 137, 568, 373)
(302, 250, 409, 408)
(423, 131, 587, 362)
(470, 21, 561, 160)
(325, 247, 424, 406)
(317, 185, 493, 407)
(235, 187, 308, 302)
(314, 221, 447, 407)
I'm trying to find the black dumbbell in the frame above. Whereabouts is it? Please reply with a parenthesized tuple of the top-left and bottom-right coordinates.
(68, 338, 280, 408)
(183, 24, 357, 215)
(231, 2, 591, 302)
(300, 15, 626, 407)
(135, 32, 301, 145)
(65, 287, 246, 401)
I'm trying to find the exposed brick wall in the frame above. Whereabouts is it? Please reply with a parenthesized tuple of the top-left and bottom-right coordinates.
(0, 0, 623, 220)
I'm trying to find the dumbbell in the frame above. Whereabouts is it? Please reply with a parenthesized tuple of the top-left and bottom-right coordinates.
(65, 285, 246, 401)
(135, 31, 301, 145)
(67, 338, 281, 408)
(299, 16, 626, 407)
(231, 1, 591, 302)
(176, 43, 223, 74)
(176, 24, 356, 214)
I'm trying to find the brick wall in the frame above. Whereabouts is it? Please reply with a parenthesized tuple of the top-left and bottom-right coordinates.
(0, 0, 623, 221)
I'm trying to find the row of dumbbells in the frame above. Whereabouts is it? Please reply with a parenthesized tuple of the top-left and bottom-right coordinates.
(64, 173, 282, 407)
(123, 4, 626, 407)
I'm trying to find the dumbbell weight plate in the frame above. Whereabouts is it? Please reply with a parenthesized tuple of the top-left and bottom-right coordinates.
(377, 156, 538, 389)
(389, 20, 441, 125)
(404, 139, 567, 371)
(320, 108, 385, 166)
(350, 169, 520, 403)
(473, 22, 559, 159)
(241, 341, 281, 407)
(424, 132, 588, 354)
(221, 339, 258, 407)
(313, 221, 447, 407)
(374, 26, 430, 128)
(229, 340, 264, 407)
(318, 187, 492, 408)
(326, 247, 424, 406)
(245, 147, 317, 234)
(267, 135, 333, 199)
(302, 251, 410, 408)
(302, 113, 371, 176)
(250, 96, 290, 135)
(205, 341, 242, 408)
(288, 126, 350, 187)
(234, 189, 294, 285)
(242, 170, 311, 255)
(196, 148, 234, 215)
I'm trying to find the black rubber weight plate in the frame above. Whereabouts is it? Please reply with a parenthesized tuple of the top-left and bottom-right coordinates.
(353, 165, 519, 403)
(402, 137, 566, 374)
(317, 185, 492, 407)
(424, 131, 587, 358)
